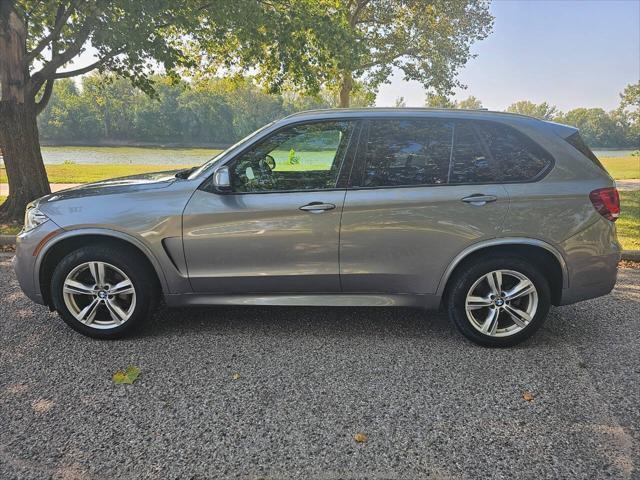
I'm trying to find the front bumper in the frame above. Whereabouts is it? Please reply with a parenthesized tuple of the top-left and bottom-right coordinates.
(12, 221, 62, 305)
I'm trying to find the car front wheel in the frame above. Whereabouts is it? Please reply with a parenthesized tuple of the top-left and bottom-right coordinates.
(447, 256, 551, 347)
(51, 245, 156, 339)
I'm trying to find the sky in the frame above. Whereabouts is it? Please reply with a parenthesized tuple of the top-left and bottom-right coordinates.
(376, 0, 640, 111)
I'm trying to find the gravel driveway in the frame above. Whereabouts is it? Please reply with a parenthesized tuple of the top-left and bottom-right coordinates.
(1, 257, 639, 479)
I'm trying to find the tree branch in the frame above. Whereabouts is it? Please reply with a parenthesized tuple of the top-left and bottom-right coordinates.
(25, 1, 79, 66)
(53, 56, 111, 79)
(35, 77, 54, 115)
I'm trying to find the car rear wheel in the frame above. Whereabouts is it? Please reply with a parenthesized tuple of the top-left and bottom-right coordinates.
(446, 256, 551, 347)
(51, 245, 157, 339)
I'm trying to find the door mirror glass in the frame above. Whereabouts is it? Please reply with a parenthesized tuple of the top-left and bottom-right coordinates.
(213, 166, 231, 191)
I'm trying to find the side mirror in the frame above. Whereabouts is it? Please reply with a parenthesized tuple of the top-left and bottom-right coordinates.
(213, 166, 231, 191)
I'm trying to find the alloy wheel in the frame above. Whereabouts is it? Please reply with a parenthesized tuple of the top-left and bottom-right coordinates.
(62, 261, 136, 329)
(464, 269, 538, 337)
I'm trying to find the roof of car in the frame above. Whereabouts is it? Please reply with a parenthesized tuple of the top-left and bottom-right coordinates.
(280, 108, 578, 137)
(283, 107, 537, 122)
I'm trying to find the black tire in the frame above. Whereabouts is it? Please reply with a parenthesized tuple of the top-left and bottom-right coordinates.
(446, 255, 551, 347)
(51, 244, 158, 339)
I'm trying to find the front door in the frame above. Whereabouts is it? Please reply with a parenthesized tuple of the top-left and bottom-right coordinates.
(339, 117, 510, 295)
(183, 120, 358, 293)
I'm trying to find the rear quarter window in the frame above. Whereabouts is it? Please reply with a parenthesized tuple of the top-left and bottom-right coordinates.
(474, 121, 553, 182)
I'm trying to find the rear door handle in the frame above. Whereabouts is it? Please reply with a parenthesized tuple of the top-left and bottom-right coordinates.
(461, 194, 497, 206)
(299, 202, 336, 213)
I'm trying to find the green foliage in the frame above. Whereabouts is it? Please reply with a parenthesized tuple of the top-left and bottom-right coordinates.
(456, 96, 484, 110)
(506, 101, 559, 120)
(338, 0, 494, 100)
(18, 0, 356, 98)
(38, 73, 332, 144)
(425, 94, 482, 110)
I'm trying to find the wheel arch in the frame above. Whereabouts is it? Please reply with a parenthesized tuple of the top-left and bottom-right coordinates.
(437, 238, 568, 306)
(36, 229, 168, 307)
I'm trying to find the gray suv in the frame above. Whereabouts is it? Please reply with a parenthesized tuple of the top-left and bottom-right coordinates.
(13, 109, 621, 346)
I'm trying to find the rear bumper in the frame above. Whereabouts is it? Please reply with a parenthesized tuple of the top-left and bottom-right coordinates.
(557, 252, 620, 306)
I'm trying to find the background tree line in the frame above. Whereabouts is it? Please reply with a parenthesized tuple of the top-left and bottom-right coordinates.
(39, 77, 640, 149)
(424, 83, 640, 148)
(38, 74, 375, 146)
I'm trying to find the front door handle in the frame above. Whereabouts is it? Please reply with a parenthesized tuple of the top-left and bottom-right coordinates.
(461, 194, 497, 206)
(299, 202, 336, 213)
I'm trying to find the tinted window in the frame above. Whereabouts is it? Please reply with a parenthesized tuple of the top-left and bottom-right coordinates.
(565, 131, 606, 172)
(363, 119, 453, 187)
(230, 121, 354, 192)
(475, 122, 552, 181)
(449, 122, 495, 184)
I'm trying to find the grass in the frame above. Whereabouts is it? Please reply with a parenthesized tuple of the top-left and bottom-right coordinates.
(600, 156, 640, 180)
(0, 163, 193, 184)
(618, 190, 639, 250)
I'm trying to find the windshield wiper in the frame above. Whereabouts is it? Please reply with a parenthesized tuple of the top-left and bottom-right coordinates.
(174, 167, 197, 179)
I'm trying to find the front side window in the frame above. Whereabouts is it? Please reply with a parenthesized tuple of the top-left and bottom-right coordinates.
(230, 121, 355, 192)
(363, 119, 454, 187)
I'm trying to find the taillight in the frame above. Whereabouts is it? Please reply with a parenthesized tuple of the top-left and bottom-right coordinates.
(589, 187, 620, 221)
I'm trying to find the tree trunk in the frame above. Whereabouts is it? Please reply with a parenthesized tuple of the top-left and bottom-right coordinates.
(0, 2, 51, 223)
(339, 72, 353, 108)
(0, 100, 51, 222)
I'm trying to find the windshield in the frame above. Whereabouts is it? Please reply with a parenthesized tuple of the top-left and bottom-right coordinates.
(188, 121, 278, 179)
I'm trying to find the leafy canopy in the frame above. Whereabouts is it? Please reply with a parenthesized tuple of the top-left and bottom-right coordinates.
(15, 0, 356, 100)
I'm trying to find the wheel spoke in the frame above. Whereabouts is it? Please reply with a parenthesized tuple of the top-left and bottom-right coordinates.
(63, 279, 95, 295)
(485, 271, 502, 295)
(104, 298, 127, 324)
(504, 279, 535, 301)
(481, 307, 499, 335)
(467, 295, 493, 310)
(89, 262, 106, 286)
(77, 298, 100, 325)
(504, 304, 531, 328)
(110, 279, 134, 296)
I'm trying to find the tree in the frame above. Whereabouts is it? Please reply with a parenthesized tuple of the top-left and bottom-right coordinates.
(506, 101, 559, 121)
(456, 96, 483, 110)
(425, 93, 455, 109)
(0, 0, 354, 222)
(559, 108, 623, 147)
(333, 0, 493, 107)
(617, 82, 640, 147)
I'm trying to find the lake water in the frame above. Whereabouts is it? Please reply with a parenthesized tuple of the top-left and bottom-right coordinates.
(39, 146, 224, 166)
(2, 145, 636, 166)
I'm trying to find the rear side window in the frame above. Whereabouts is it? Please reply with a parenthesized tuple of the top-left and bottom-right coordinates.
(564, 131, 607, 171)
(474, 122, 553, 182)
(449, 122, 495, 184)
(359, 118, 553, 188)
(363, 119, 453, 187)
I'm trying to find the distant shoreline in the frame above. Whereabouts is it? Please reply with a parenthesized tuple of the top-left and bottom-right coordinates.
(40, 140, 231, 149)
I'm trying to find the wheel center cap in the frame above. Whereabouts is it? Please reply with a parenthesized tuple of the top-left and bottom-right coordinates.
(495, 298, 504, 307)
(98, 291, 107, 299)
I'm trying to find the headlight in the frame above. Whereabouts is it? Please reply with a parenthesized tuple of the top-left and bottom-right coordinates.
(23, 205, 49, 232)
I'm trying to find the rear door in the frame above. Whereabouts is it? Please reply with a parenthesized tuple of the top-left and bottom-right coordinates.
(339, 117, 510, 295)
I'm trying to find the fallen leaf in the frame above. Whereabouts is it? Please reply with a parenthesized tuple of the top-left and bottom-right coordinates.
(113, 365, 141, 385)
(232, 373, 241, 380)
(354, 432, 367, 443)
(522, 390, 535, 402)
